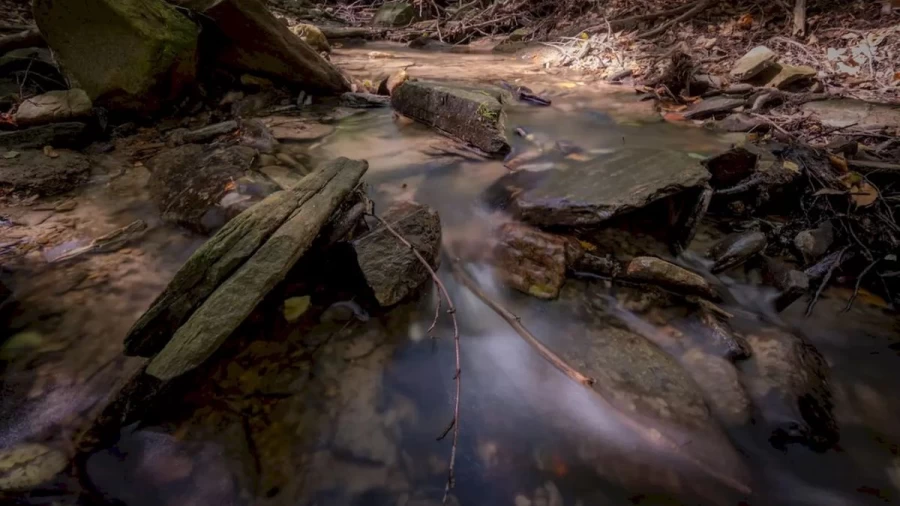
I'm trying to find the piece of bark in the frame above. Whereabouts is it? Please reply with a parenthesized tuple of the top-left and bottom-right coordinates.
(123, 158, 367, 357)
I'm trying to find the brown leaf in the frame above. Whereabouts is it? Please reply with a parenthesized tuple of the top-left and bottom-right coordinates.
(737, 13, 753, 29)
(851, 181, 878, 207)
(828, 154, 849, 173)
(42, 145, 59, 159)
(813, 188, 847, 197)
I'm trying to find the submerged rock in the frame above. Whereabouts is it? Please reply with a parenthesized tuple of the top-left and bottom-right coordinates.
(34, 0, 199, 113)
(391, 80, 511, 156)
(707, 230, 767, 273)
(340, 92, 391, 108)
(0, 444, 67, 492)
(696, 307, 751, 361)
(373, 1, 415, 26)
(492, 222, 567, 299)
(14, 89, 92, 126)
(0, 149, 90, 197)
(624, 257, 717, 299)
(681, 348, 752, 426)
(354, 200, 441, 307)
(743, 328, 838, 451)
(147, 144, 264, 233)
(177, 0, 348, 93)
(761, 256, 809, 312)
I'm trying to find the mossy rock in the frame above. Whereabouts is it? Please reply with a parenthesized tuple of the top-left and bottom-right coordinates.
(290, 23, 330, 53)
(33, 0, 199, 113)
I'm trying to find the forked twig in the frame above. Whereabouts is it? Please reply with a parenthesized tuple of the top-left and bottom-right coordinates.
(367, 213, 460, 505)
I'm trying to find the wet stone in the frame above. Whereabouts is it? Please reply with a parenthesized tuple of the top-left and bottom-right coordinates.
(0, 149, 90, 197)
(492, 222, 567, 299)
(147, 144, 264, 233)
(624, 257, 717, 299)
(354, 200, 441, 307)
(696, 307, 752, 361)
(263, 116, 336, 141)
(707, 230, 767, 273)
(761, 256, 809, 312)
(0, 444, 68, 492)
(743, 327, 838, 451)
(681, 348, 752, 426)
(683, 97, 746, 120)
(794, 221, 834, 263)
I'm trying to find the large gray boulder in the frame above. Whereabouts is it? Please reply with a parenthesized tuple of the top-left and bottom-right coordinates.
(391, 81, 511, 156)
(353, 200, 441, 307)
(33, 0, 199, 113)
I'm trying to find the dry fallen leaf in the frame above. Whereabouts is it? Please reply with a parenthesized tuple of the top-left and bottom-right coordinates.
(783, 161, 801, 173)
(851, 181, 878, 207)
(737, 13, 753, 29)
(663, 112, 687, 122)
(42, 146, 59, 159)
(828, 154, 849, 173)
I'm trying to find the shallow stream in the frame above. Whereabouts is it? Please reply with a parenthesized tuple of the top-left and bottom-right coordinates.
(2, 44, 900, 506)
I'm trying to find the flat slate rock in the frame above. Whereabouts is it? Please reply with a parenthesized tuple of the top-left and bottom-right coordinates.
(391, 80, 511, 156)
(487, 149, 710, 228)
(0, 149, 90, 197)
(683, 97, 746, 119)
(263, 116, 335, 141)
(730, 46, 777, 81)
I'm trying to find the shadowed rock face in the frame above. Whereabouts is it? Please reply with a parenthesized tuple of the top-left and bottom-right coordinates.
(173, 0, 349, 93)
(0, 149, 90, 197)
(353, 201, 441, 307)
(391, 80, 511, 156)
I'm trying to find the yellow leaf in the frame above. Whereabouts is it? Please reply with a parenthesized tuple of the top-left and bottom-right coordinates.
(783, 160, 800, 173)
(557, 82, 577, 89)
(579, 32, 589, 40)
(852, 181, 878, 207)
(283, 296, 311, 322)
(828, 154, 848, 173)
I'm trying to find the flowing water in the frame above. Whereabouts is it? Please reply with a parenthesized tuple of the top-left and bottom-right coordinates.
(2, 44, 900, 506)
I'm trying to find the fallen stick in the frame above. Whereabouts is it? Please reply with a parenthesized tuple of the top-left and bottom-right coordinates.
(368, 214, 461, 505)
(638, 0, 718, 39)
(449, 255, 752, 494)
(792, 0, 807, 37)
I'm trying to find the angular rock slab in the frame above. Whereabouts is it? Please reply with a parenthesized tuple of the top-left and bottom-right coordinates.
(683, 97, 746, 120)
(34, 0, 199, 113)
(766, 64, 816, 89)
(175, 0, 348, 93)
(624, 257, 717, 300)
(354, 200, 441, 307)
(495, 149, 711, 229)
(391, 80, 511, 156)
(14, 89, 92, 126)
(730, 46, 777, 81)
(125, 158, 368, 358)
